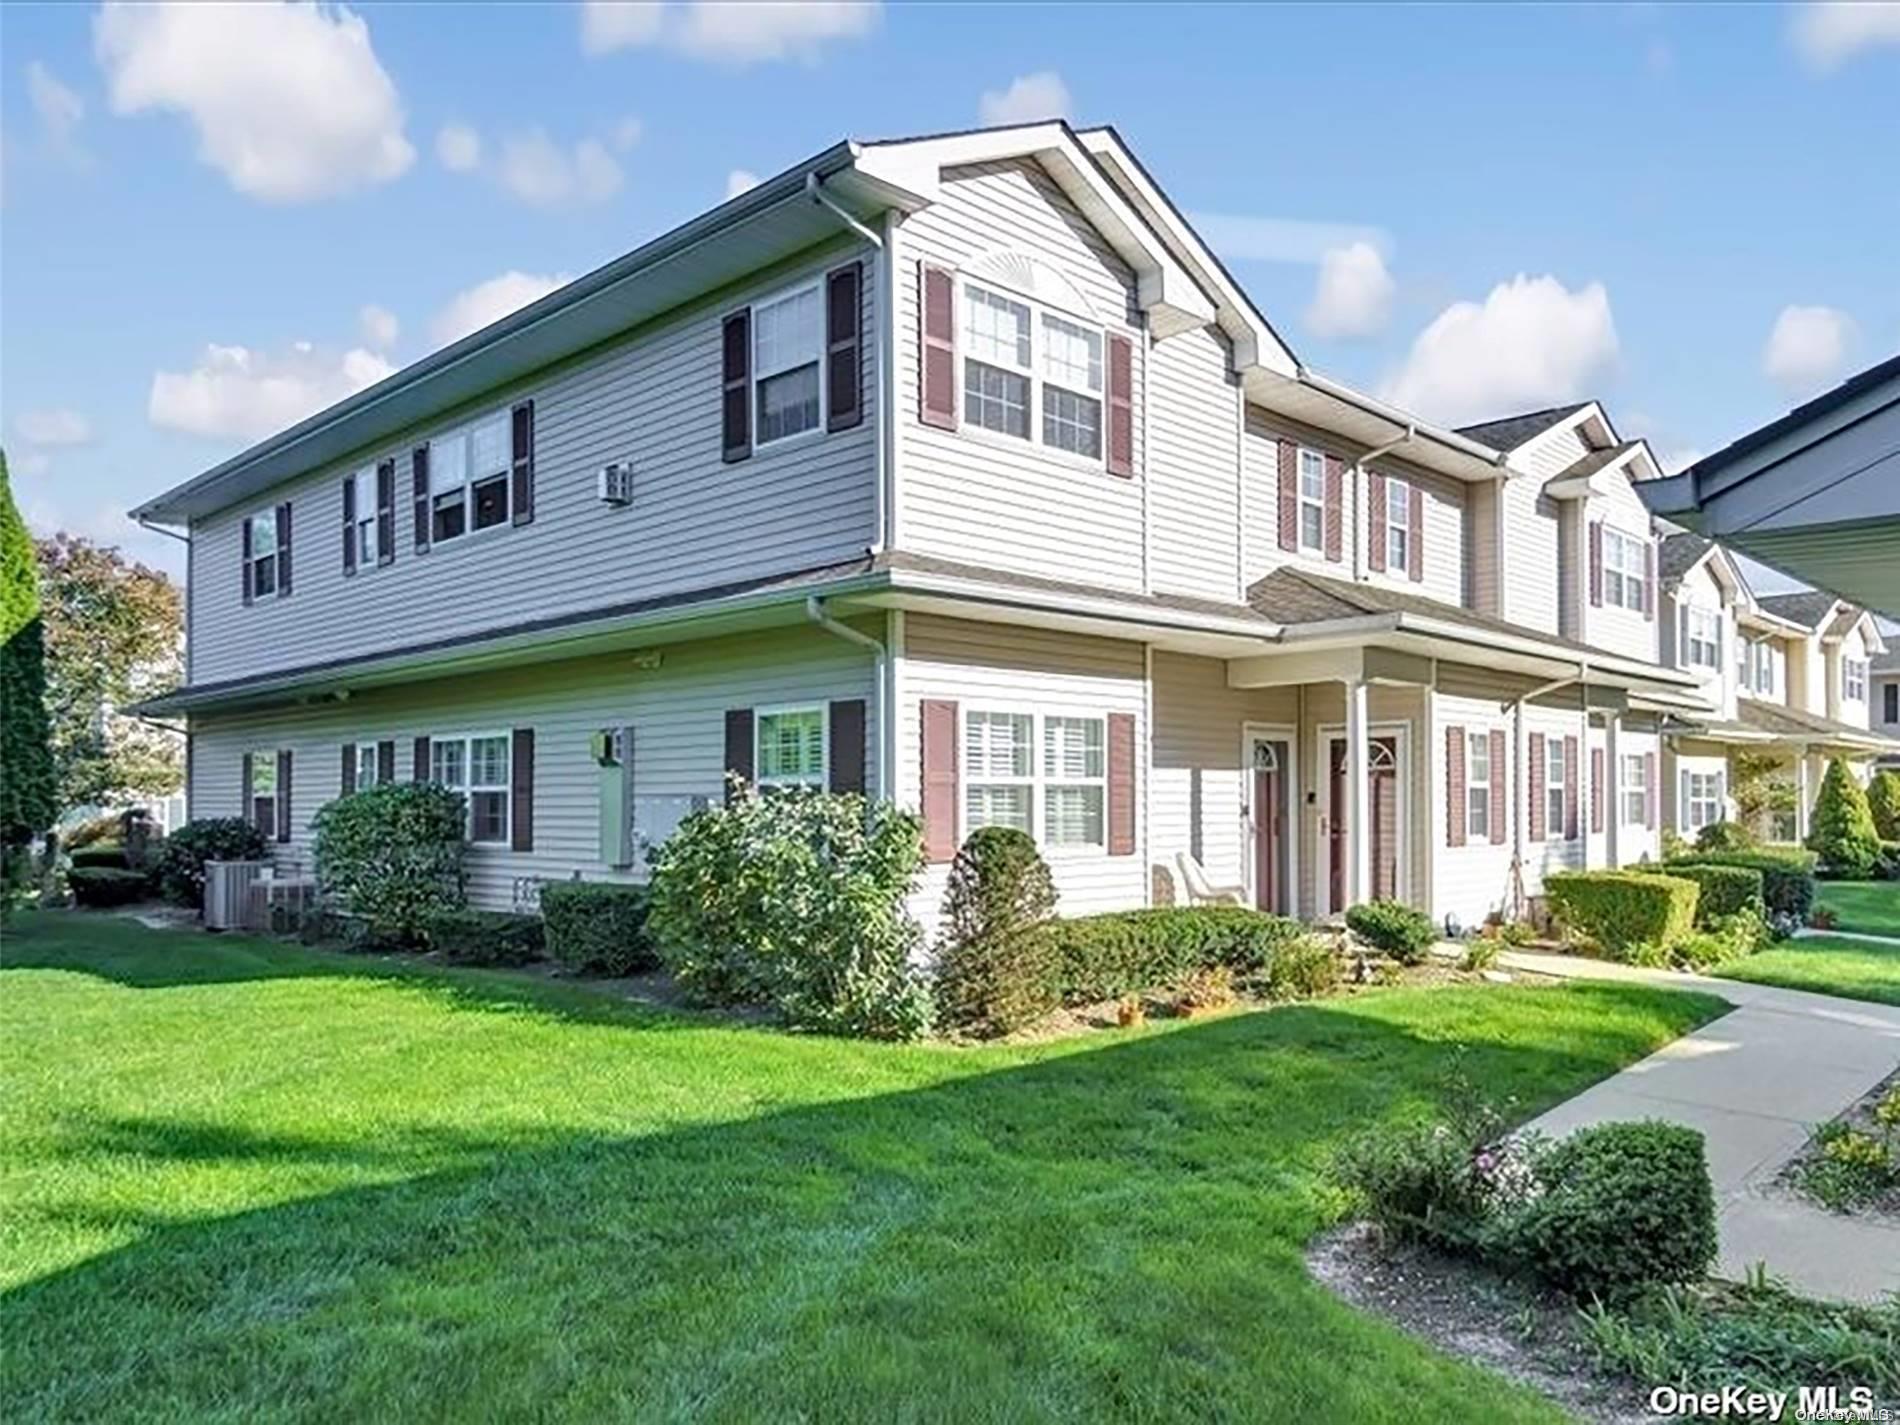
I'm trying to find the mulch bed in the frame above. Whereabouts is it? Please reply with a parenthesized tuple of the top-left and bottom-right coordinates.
(1775, 1065, 1900, 1223)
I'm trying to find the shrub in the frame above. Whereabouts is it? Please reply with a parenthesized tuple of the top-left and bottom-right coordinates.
(68, 843, 131, 871)
(1806, 757, 1882, 879)
(1344, 899, 1437, 964)
(1669, 849, 1816, 924)
(1264, 933, 1341, 1001)
(1173, 963, 1234, 1014)
(1693, 819, 1756, 853)
(539, 881, 656, 976)
(934, 827, 1059, 1038)
(1462, 937, 1501, 973)
(311, 783, 467, 945)
(1658, 863, 1764, 927)
(63, 812, 122, 850)
(1510, 1120, 1717, 1299)
(1544, 871, 1699, 960)
(647, 784, 931, 1040)
(67, 866, 150, 908)
(419, 908, 546, 966)
(153, 817, 270, 908)
(1047, 906, 1307, 1003)
(1867, 769, 1900, 842)
(1797, 1121, 1895, 1213)
(1330, 1118, 1492, 1251)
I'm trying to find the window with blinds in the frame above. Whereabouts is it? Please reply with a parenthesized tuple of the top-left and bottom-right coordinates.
(756, 708, 826, 787)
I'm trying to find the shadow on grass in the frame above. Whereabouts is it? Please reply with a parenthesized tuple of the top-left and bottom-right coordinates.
(1, 943, 1717, 1423)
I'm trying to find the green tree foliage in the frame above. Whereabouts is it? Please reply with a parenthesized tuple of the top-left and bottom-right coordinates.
(36, 532, 184, 811)
(1, 451, 56, 854)
(1868, 768, 1900, 843)
(312, 782, 468, 943)
(1727, 750, 1796, 840)
(1805, 757, 1882, 879)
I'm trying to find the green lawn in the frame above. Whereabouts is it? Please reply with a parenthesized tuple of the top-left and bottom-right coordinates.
(1, 912, 1723, 1423)
(1815, 880, 1900, 939)
(1715, 933, 1900, 1006)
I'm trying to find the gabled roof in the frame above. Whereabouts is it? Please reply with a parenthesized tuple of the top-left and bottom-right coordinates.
(1454, 404, 1590, 454)
(1757, 590, 1842, 630)
(1659, 532, 1716, 587)
(1872, 646, 1900, 674)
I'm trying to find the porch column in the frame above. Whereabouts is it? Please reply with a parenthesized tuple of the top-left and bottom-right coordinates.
(1795, 752, 1812, 841)
(1345, 677, 1370, 909)
(1605, 713, 1621, 867)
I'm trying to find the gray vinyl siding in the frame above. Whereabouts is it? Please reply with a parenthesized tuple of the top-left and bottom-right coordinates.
(190, 238, 878, 686)
(188, 621, 878, 909)
(1147, 325, 1241, 601)
(1466, 480, 1501, 617)
(895, 159, 1148, 593)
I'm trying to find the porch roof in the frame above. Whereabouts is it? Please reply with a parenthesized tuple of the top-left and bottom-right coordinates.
(1732, 699, 1900, 754)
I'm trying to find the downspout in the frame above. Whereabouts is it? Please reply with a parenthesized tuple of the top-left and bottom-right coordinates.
(807, 173, 892, 558)
(1353, 425, 1415, 583)
(806, 596, 891, 800)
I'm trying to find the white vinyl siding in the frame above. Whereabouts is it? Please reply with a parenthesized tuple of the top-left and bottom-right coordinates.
(1146, 322, 1240, 601)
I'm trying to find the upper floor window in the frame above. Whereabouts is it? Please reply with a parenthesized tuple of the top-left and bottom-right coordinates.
(960, 280, 1104, 462)
(1039, 314, 1103, 458)
(1683, 607, 1721, 670)
(1384, 477, 1411, 572)
(1844, 658, 1868, 703)
(755, 706, 826, 788)
(1298, 449, 1326, 553)
(1884, 682, 1898, 724)
(349, 467, 379, 566)
(1746, 640, 1778, 698)
(753, 283, 823, 447)
(1620, 753, 1648, 825)
(430, 410, 510, 543)
(1466, 732, 1491, 841)
(964, 708, 1106, 850)
(245, 510, 280, 597)
(1602, 527, 1647, 611)
(1545, 738, 1568, 840)
(432, 732, 510, 843)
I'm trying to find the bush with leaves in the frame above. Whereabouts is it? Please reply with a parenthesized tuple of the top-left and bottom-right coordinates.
(647, 781, 931, 1040)
(1867, 769, 1900, 843)
(934, 827, 1059, 1038)
(1265, 933, 1342, 1000)
(1545, 870, 1700, 959)
(1806, 757, 1882, 879)
(419, 908, 546, 966)
(153, 816, 269, 908)
(1658, 863, 1763, 927)
(312, 782, 467, 945)
(68, 866, 151, 908)
(1668, 847, 1815, 924)
(1048, 906, 1309, 1002)
(1692, 819, 1756, 853)
(540, 881, 656, 975)
(1345, 899, 1438, 964)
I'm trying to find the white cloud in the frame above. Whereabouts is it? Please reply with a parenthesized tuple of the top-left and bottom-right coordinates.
(1762, 304, 1854, 395)
(93, 0, 414, 203)
(725, 168, 760, 199)
(495, 129, 624, 207)
(1381, 274, 1619, 427)
(977, 71, 1071, 127)
(1305, 242, 1395, 341)
(14, 451, 53, 479)
(435, 121, 482, 172)
(14, 407, 93, 447)
(149, 340, 394, 440)
(1188, 212, 1392, 265)
(1791, 1, 1900, 70)
(27, 61, 84, 148)
(430, 271, 570, 349)
(580, 1, 879, 65)
(608, 116, 643, 152)
(358, 303, 399, 351)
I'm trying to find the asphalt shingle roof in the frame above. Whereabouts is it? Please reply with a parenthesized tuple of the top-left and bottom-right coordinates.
(1658, 532, 1715, 588)
(1453, 404, 1589, 454)
(1757, 590, 1842, 630)
(1734, 698, 1898, 749)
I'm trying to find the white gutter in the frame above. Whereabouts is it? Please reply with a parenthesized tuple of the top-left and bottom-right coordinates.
(806, 595, 891, 798)
(1297, 370, 1509, 467)
(808, 173, 893, 559)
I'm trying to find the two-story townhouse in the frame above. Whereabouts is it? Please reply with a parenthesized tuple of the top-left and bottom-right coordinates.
(135, 121, 1704, 938)
(1873, 649, 1900, 767)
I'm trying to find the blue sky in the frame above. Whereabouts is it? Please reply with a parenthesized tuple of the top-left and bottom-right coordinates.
(4, 1, 1897, 587)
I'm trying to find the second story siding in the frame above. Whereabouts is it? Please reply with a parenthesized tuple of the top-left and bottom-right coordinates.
(1578, 476, 1660, 665)
(1663, 559, 1738, 719)
(1499, 473, 1561, 636)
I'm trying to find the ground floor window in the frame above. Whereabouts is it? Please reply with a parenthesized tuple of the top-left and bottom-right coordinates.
(1620, 753, 1647, 825)
(1466, 732, 1491, 841)
(433, 733, 510, 843)
(247, 751, 278, 838)
(1545, 738, 1568, 840)
(1683, 770, 1722, 831)
(755, 707, 826, 788)
(353, 742, 380, 793)
(964, 708, 1106, 850)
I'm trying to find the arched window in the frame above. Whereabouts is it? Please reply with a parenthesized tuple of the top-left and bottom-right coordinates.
(1368, 741, 1397, 772)
(1251, 741, 1279, 772)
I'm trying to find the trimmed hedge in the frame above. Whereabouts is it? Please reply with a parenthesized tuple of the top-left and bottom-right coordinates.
(1047, 906, 1309, 1003)
(1669, 848, 1816, 923)
(69, 844, 131, 871)
(540, 881, 656, 975)
(420, 908, 546, 966)
(1345, 900, 1437, 964)
(1656, 863, 1763, 928)
(1544, 870, 1699, 959)
(68, 866, 151, 908)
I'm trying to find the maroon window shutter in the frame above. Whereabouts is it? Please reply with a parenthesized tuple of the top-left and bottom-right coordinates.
(241, 517, 254, 605)
(1588, 520, 1603, 607)
(412, 445, 431, 553)
(723, 708, 754, 802)
(413, 735, 431, 783)
(1488, 729, 1507, 845)
(919, 264, 957, 430)
(1105, 333, 1134, 477)
(1591, 746, 1605, 834)
(276, 749, 293, 844)
(1323, 454, 1344, 562)
(1645, 750, 1658, 829)
(1408, 484, 1425, 582)
(510, 728, 534, 851)
(825, 263, 863, 433)
(341, 742, 356, 797)
(511, 400, 535, 526)
(1106, 712, 1136, 856)
(828, 698, 866, 794)
(1642, 540, 1656, 621)
(376, 459, 396, 566)
(1445, 726, 1466, 848)
(240, 752, 254, 827)
(721, 310, 752, 462)
(341, 476, 357, 576)
(920, 698, 959, 863)
(377, 740, 395, 784)
(1528, 732, 1546, 841)
(275, 502, 293, 596)
(1367, 471, 1388, 573)
(1276, 439, 1298, 552)
(1563, 734, 1580, 840)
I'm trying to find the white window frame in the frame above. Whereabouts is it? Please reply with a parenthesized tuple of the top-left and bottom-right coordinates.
(1684, 606, 1721, 670)
(1466, 732, 1491, 842)
(1844, 657, 1867, 703)
(1298, 447, 1327, 554)
(1684, 770, 1722, 832)
(1384, 476, 1410, 572)
(1041, 713, 1107, 849)
(248, 749, 279, 836)
(431, 730, 511, 844)
(1749, 640, 1777, 698)
(750, 279, 826, 452)
(350, 467, 379, 568)
(1602, 527, 1646, 612)
(1546, 737, 1568, 840)
(960, 706, 1109, 854)
(963, 708, 1036, 838)
(353, 741, 380, 793)
(1620, 753, 1648, 826)
(245, 509, 279, 598)
(427, 408, 511, 545)
(956, 276, 1107, 468)
(754, 703, 828, 789)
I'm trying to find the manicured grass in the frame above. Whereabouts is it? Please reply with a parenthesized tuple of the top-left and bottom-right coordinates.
(1, 912, 1723, 1423)
(1715, 933, 1900, 1006)
(1815, 880, 1900, 939)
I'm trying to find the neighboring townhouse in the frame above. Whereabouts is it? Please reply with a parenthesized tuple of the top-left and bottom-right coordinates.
(135, 121, 1712, 938)
(1874, 649, 1900, 768)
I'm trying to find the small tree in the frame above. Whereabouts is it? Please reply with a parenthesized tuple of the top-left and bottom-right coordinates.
(312, 782, 468, 943)
(1728, 751, 1796, 841)
(935, 827, 1060, 1037)
(1, 452, 56, 904)
(1805, 757, 1882, 879)
(1868, 768, 1900, 843)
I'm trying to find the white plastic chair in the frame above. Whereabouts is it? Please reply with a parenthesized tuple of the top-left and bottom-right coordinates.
(1176, 851, 1247, 907)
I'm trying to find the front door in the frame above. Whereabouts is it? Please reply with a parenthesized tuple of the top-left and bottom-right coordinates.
(1247, 736, 1288, 913)
(1328, 734, 1399, 910)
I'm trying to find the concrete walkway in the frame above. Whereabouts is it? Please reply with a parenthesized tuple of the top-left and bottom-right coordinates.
(1500, 948, 1900, 1304)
